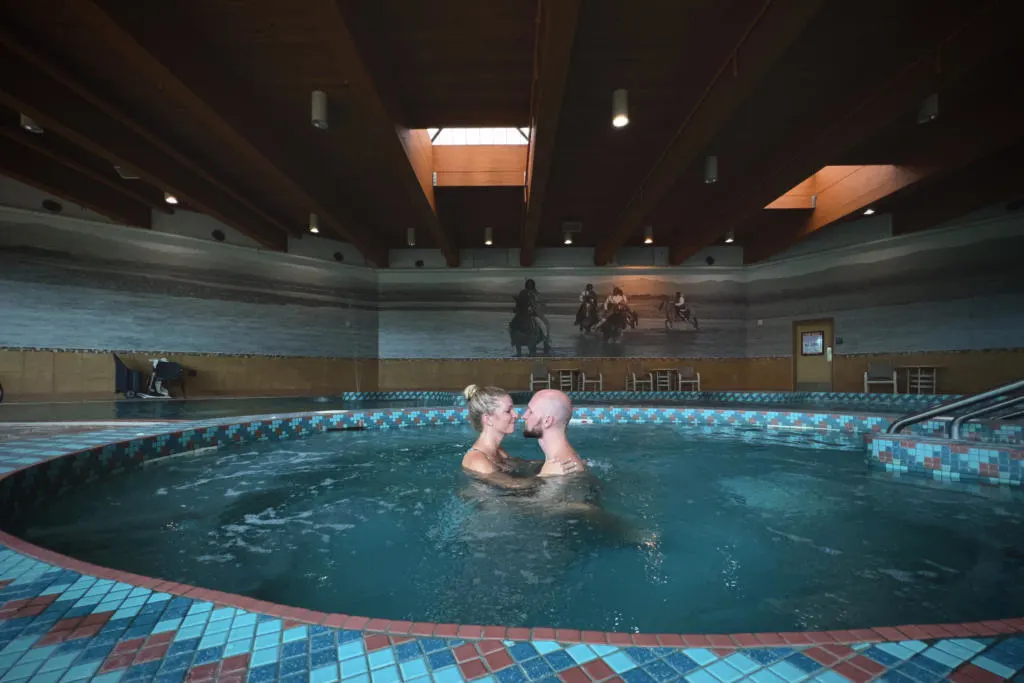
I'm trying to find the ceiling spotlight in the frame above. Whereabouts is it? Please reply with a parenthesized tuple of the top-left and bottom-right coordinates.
(308, 212, 319, 234)
(163, 192, 178, 205)
(612, 89, 629, 128)
(563, 232, 573, 245)
(484, 226, 493, 246)
(311, 90, 328, 130)
(704, 155, 719, 184)
(406, 227, 416, 247)
(863, 208, 876, 216)
(917, 93, 939, 124)
(643, 224, 653, 245)
(724, 231, 734, 244)
(19, 113, 43, 134)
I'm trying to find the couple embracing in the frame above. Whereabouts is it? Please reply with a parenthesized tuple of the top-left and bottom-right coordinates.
(461, 385, 586, 490)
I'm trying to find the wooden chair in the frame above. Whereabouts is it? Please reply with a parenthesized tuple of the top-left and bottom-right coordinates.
(626, 364, 653, 391)
(580, 361, 604, 391)
(530, 365, 552, 390)
(864, 361, 897, 394)
(677, 366, 701, 391)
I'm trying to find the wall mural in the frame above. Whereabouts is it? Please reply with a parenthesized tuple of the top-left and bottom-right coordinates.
(377, 274, 748, 359)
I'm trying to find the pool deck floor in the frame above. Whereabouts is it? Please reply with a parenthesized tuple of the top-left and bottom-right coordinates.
(2, 417, 1024, 683)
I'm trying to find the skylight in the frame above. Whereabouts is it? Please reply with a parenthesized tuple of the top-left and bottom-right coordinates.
(426, 127, 529, 146)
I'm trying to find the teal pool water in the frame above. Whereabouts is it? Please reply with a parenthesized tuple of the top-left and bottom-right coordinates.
(13, 423, 1024, 633)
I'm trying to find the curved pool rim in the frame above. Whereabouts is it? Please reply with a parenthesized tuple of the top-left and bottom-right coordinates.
(3, 399, 1024, 683)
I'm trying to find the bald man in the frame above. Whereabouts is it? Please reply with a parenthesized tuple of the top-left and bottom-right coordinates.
(521, 389, 587, 476)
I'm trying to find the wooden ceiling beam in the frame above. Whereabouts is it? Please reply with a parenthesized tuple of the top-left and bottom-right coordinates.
(0, 134, 151, 228)
(326, 0, 460, 266)
(75, 1, 389, 267)
(519, 0, 582, 267)
(668, 0, 1024, 266)
(592, 0, 826, 266)
(0, 35, 288, 252)
(891, 145, 1024, 236)
(0, 116, 171, 215)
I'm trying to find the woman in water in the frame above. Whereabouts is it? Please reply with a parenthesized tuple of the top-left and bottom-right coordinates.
(462, 384, 540, 489)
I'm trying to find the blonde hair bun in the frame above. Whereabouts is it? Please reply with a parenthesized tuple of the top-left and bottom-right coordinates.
(463, 384, 480, 401)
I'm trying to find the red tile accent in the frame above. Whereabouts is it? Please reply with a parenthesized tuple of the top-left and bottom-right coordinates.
(962, 622, 1000, 637)
(482, 626, 507, 640)
(113, 638, 146, 655)
(388, 620, 413, 635)
(364, 634, 391, 652)
(218, 674, 245, 683)
(895, 625, 930, 640)
(478, 640, 505, 655)
(753, 633, 787, 647)
(187, 663, 219, 682)
(146, 631, 177, 646)
(410, 622, 436, 636)
(870, 627, 904, 641)
(83, 611, 114, 626)
(823, 644, 855, 659)
(632, 634, 659, 646)
(365, 619, 390, 632)
(607, 633, 632, 646)
(556, 629, 582, 643)
(532, 628, 557, 640)
(69, 624, 104, 639)
(221, 655, 250, 673)
(804, 631, 837, 644)
(435, 624, 459, 637)
(833, 661, 872, 683)
(825, 630, 859, 644)
(656, 634, 685, 647)
(948, 670, 977, 683)
(940, 623, 977, 637)
(507, 627, 531, 641)
(485, 650, 513, 671)
(581, 631, 608, 645)
(583, 659, 615, 681)
(99, 653, 136, 673)
(454, 644, 480, 662)
(460, 659, 489, 680)
(559, 667, 591, 683)
(134, 643, 171, 663)
(780, 632, 813, 645)
(954, 663, 1006, 683)
(707, 635, 735, 648)
(36, 632, 69, 646)
(730, 633, 760, 647)
(322, 614, 349, 629)
(847, 629, 882, 642)
(682, 635, 712, 647)
(805, 647, 839, 667)
(344, 616, 370, 630)
(458, 625, 484, 639)
(918, 624, 955, 639)
(849, 655, 886, 676)
(280, 620, 302, 631)
(53, 617, 84, 631)
(982, 620, 1016, 634)
(391, 636, 414, 645)
(711, 649, 733, 658)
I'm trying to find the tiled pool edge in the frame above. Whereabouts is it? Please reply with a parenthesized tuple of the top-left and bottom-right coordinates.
(3, 405, 1024, 683)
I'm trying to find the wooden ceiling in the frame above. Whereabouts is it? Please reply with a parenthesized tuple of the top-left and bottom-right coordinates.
(0, 0, 1021, 268)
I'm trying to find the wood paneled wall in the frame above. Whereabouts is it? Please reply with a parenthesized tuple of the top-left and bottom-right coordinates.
(0, 349, 376, 402)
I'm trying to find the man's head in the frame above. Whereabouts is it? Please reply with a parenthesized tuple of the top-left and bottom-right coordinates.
(522, 389, 573, 439)
(524, 278, 536, 291)
(585, 283, 593, 291)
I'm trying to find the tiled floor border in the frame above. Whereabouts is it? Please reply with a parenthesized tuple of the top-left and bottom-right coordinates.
(3, 403, 1024, 683)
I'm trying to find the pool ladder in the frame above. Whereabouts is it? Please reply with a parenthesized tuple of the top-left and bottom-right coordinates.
(886, 378, 1024, 439)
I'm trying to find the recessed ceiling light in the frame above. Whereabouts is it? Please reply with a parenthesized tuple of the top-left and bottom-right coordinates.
(863, 208, 875, 216)
(163, 192, 178, 205)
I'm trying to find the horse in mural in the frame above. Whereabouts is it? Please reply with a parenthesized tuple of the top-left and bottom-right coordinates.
(575, 297, 600, 335)
(600, 305, 634, 342)
(660, 296, 700, 330)
(508, 291, 547, 356)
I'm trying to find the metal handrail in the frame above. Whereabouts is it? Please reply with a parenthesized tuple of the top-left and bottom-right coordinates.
(1001, 408, 1024, 421)
(885, 378, 1024, 434)
(949, 394, 1024, 439)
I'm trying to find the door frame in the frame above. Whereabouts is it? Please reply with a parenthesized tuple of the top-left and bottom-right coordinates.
(791, 317, 835, 391)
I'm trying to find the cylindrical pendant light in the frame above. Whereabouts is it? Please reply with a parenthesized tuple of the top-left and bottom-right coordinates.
(643, 225, 653, 245)
(406, 227, 416, 246)
(19, 113, 43, 134)
(484, 226, 493, 246)
(163, 192, 178, 205)
(704, 155, 719, 184)
(612, 89, 629, 128)
(308, 212, 319, 234)
(724, 230, 734, 244)
(311, 90, 328, 130)
(563, 232, 573, 245)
